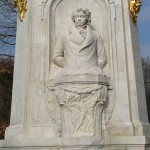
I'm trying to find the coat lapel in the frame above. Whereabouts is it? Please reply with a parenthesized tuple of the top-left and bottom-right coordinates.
(69, 25, 96, 52)
(69, 25, 85, 45)
(79, 25, 95, 52)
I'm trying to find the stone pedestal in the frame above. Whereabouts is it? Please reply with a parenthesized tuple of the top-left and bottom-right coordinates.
(0, 0, 150, 149)
(1, 136, 150, 150)
(55, 75, 108, 138)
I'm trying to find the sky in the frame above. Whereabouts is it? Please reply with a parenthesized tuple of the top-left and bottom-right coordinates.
(138, 0, 150, 57)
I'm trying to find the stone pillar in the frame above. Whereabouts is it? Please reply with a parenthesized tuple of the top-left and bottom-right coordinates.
(0, 0, 150, 149)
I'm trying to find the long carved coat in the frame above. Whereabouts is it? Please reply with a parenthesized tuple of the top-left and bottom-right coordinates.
(53, 25, 107, 76)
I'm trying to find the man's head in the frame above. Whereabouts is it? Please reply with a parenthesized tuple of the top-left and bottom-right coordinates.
(72, 8, 91, 27)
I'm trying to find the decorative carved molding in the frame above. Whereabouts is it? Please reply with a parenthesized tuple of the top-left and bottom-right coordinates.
(38, 0, 48, 20)
(14, 0, 27, 21)
(129, 0, 142, 24)
(56, 84, 108, 137)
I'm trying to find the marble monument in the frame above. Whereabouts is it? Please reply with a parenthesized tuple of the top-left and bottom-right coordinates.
(53, 8, 108, 138)
(0, 0, 150, 150)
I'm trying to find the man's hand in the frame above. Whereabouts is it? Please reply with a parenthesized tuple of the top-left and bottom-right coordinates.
(53, 56, 65, 68)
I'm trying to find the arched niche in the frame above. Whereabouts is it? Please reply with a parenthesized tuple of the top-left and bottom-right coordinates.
(49, 0, 111, 79)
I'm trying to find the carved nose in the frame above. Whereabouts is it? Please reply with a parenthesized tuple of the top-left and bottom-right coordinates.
(78, 17, 81, 21)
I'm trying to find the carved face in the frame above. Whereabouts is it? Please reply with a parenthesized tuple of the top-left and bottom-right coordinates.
(74, 11, 88, 27)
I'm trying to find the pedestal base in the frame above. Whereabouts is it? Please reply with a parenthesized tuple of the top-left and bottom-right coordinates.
(1, 136, 150, 150)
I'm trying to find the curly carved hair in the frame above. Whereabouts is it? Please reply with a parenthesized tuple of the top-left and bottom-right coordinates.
(71, 8, 91, 25)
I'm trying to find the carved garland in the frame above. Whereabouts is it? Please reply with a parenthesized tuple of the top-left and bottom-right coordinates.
(14, 0, 27, 22)
(129, 0, 142, 24)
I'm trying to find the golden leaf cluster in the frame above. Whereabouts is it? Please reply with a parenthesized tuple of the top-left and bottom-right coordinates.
(14, 0, 27, 21)
(130, 0, 142, 24)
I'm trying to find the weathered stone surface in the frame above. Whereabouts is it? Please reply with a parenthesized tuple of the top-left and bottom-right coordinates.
(0, 0, 150, 149)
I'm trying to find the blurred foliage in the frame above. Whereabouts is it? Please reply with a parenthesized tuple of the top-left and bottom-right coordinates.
(142, 57, 150, 122)
(0, 122, 9, 139)
(0, 57, 14, 139)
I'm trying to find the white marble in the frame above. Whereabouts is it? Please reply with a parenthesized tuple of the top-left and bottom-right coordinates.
(1, 136, 150, 150)
(0, 0, 150, 149)
(51, 8, 109, 138)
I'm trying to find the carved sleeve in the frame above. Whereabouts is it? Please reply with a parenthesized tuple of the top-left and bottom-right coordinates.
(53, 35, 65, 68)
(97, 34, 107, 69)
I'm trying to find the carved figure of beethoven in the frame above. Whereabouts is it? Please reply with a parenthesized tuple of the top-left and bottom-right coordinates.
(53, 8, 107, 76)
(52, 8, 108, 137)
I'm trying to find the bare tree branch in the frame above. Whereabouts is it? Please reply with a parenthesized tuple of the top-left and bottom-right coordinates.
(0, 54, 14, 57)
(0, 0, 17, 49)
(142, 57, 150, 122)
